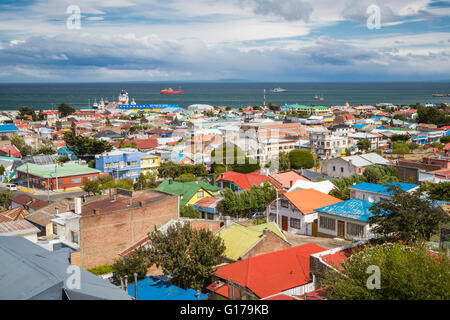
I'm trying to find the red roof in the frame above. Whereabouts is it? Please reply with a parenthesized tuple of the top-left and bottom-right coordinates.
(0, 145, 21, 158)
(216, 171, 282, 190)
(444, 143, 450, 151)
(41, 111, 58, 115)
(321, 248, 354, 271)
(211, 243, 327, 298)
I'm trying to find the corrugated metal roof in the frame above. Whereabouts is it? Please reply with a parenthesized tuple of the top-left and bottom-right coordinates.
(0, 220, 39, 236)
(316, 199, 374, 222)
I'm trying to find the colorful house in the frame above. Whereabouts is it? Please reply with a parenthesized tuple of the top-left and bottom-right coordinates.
(140, 154, 160, 175)
(216, 171, 281, 193)
(207, 243, 327, 300)
(349, 182, 418, 203)
(155, 180, 220, 206)
(315, 199, 376, 240)
(95, 149, 145, 180)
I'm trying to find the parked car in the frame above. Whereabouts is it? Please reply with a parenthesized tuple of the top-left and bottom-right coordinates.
(5, 184, 17, 191)
(251, 212, 266, 220)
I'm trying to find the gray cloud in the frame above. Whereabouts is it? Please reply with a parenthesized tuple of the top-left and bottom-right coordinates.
(240, 0, 313, 22)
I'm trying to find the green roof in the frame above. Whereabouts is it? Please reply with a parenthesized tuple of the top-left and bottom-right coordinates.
(16, 163, 101, 178)
(217, 222, 285, 261)
(289, 105, 330, 110)
(155, 180, 220, 206)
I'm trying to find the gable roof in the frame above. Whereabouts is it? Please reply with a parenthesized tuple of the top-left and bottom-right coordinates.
(316, 199, 375, 222)
(217, 222, 286, 261)
(212, 243, 327, 298)
(350, 182, 418, 195)
(287, 179, 335, 194)
(155, 180, 220, 206)
(216, 171, 281, 190)
(0, 220, 39, 236)
(0, 207, 26, 223)
(0, 236, 132, 300)
(11, 194, 49, 211)
(283, 189, 343, 214)
(270, 170, 309, 189)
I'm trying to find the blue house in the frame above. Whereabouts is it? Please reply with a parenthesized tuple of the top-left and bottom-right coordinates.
(316, 199, 376, 240)
(95, 149, 144, 180)
(127, 276, 207, 300)
(0, 124, 18, 134)
(57, 146, 77, 161)
(350, 182, 418, 203)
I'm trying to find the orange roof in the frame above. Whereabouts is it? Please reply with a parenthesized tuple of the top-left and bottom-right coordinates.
(270, 170, 309, 189)
(212, 243, 327, 298)
(217, 171, 282, 190)
(283, 189, 342, 214)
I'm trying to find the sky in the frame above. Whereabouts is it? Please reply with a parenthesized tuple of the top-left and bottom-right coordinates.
(0, 0, 449, 82)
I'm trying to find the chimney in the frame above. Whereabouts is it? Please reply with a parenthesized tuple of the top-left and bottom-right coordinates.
(74, 198, 82, 215)
(55, 207, 59, 215)
(196, 290, 201, 298)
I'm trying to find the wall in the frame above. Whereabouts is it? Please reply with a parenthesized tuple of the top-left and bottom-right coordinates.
(240, 229, 291, 260)
(317, 212, 372, 240)
(321, 158, 356, 178)
(79, 193, 178, 269)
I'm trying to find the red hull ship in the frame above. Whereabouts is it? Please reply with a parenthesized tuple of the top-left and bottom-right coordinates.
(160, 88, 183, 94)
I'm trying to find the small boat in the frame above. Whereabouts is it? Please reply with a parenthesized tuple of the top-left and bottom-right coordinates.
(161, 87, 184, 94)
(270, 87, 287, 93)
(314, 94, 324, 100)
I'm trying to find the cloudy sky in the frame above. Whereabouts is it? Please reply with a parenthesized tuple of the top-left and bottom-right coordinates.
(0, 0, 449, 82)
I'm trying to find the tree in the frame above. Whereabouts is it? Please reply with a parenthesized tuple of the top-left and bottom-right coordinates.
(145, 222, 225, 290)
(0, 164, 5, 176)
(278, 151, 291, 172)
(322, 242, 450, 300)
(289, 149, 314, 169)
(329, 175, 367, 200)
(32, 144, 56, 155)
(393, 141, 409, 156)
(178, 173, 197, 182)
(17, 106, 34, 120)
(64, 129, 113, 161)
(0, 189, 13, 209)
(82, 178, 100, 196)
(390, 134, 410, 143)
(417, 106, 450, 126)
(420, 181, 450, 202)
(357, 139, 371, 152)
(369, 186, 450, 242)
(10, 135, 32, 156)
(119, 141, 137, 149)
(105, 118, 112, 126)
(441, 136, 450, 144)
(211, 144, 260, 174)
(58, 103, 76, 117)
(111, 247, 150, 285)
(362, 165, 399, 185)
(180, 205, 201, 219)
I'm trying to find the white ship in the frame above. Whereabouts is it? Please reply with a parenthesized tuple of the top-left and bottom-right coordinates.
(118, 90, 129, 105)
(271, 87, 288, 93)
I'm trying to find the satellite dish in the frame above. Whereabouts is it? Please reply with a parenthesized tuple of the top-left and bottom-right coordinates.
(368, 196, 375, 203)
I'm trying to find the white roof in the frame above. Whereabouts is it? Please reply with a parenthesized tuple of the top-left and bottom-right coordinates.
(288, 179, 335, 194)
(341, 153, 389, 167)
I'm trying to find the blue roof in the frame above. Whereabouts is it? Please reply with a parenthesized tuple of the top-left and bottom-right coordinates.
(350, 182, 418, 195)
(127, 276, 207, 300)
(0, 124, 18, 133)
(354, 124, 367, 129)
(316, 199, 375, 222)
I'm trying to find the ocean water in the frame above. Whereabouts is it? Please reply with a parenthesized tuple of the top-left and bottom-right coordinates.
(0, 82, 449, 110)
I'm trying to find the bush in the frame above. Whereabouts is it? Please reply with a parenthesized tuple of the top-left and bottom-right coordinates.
(180, 205, 201, 219)
(178, 173, 197, 182)
(88, 264, 114, 275)
(289, 149, 314, 169)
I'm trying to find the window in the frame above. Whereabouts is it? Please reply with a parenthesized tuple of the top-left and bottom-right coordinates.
(281, 200, 289, 208)
(290, 218, 301, 229)
(341, 167, 344, 173)
(71, 231, 79, 244)
(347, 222, 364, 236)
(71, 178, 82, 184)
(198, 191, 204, 198)
(132, 161, 138, 166)
(320, 216, 336, 230)
(114, 162, 119, 167)
(333, 166, 336, 171)
(105, 163, 111, 168)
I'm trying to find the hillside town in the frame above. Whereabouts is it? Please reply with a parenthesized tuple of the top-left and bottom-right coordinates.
(0, 99, 449, 301)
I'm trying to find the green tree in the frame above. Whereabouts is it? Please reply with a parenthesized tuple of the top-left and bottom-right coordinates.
(329, 175, 367, 200)
(390, 134, 410, 143)
(211, 144, 260, 174)
(82, 178, 100, 196)
(362, 165, 399, 185)
(417, 106, 450, 126)
(32, 144, 56, 155)
(178, 173, 197, 182)
(119, 141, 137, 149)
(145, 222, 225, 290)
(289, 149, 314, 169)
(323, 242, 450, 300)
(10, 135, 32, 156)
(111, 247, 150, 285)
(0, 164, 5, 176)
(278, 151, 291, 172)
(357, 139, 371, 152)
(58, 102, 76, 117)
(0, 189, 13, 209)
(369, 186, 450, 242)
(420, 181, 450, 202)
(180, 205, 201, 219)
(17, 106, 34, 120)
(393, 141, 409, 156)
(64, 129, 113, 161)
(441, 136, 450, 144)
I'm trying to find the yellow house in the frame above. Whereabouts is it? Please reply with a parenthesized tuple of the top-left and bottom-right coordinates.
(155, 180, 221, 206)
(140, 154, 160, 175)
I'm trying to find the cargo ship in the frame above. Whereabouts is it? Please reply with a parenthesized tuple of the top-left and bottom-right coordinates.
(160, 87, 183, 94)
